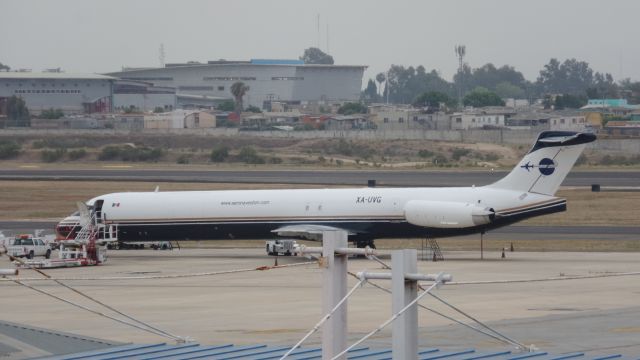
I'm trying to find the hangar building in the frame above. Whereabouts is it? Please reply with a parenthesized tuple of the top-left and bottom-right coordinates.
(0, 72, 115, 115)
(108, 59, 367, 109)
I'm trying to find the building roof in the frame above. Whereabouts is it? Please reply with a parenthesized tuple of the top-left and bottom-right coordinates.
(0, 320, 121, 359)
(0, 72, 116, 80)
(34, 342, 624, 360)
(109, 60, 367, 75)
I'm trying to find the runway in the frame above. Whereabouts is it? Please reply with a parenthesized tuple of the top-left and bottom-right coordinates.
(1, 168, 639, 187)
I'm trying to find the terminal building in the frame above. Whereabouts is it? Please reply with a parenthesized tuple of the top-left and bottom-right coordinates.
(108, 59, 367, 109)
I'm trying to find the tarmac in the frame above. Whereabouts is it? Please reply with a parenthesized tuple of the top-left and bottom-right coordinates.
(1, 168, 639, 187)
(0, 248, 639, 357)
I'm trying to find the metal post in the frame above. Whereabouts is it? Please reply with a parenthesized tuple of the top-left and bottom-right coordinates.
(322, 230, 348, 360)
(392, 249, 418, 360)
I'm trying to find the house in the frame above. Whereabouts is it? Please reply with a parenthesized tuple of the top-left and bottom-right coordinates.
(325, 115, 373, 130)
(450, 109, 505, 130)
(548, 111, 589, 131)
(144, 110, 216, 129)
(368, 105, 449, 130)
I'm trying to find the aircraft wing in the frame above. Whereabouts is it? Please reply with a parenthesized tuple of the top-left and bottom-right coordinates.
(271, 224, 357, 240)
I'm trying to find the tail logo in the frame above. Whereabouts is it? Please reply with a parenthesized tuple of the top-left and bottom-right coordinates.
(538, 158, 556, 175)
(519, 158, 557, 175)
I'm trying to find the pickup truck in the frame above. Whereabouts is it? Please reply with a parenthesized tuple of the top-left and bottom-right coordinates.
(6, 235, 52, 259)
(266, 239, 299, 256)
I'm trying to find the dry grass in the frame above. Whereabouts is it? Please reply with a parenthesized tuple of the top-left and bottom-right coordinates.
(521, 188, 640, 226)
(0, 181, 637, 226)
(0, 181, 326, 220)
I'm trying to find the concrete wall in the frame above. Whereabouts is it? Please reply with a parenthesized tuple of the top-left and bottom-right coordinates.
(113, 93, 176, 112)
(0, 128, 637, 153)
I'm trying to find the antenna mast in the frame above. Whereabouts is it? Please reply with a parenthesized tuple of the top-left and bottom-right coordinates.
(455, 45, 466, 106)
(159, 43, 166, 68)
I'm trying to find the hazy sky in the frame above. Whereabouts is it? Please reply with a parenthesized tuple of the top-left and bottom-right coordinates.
(2, 0, 639, 84)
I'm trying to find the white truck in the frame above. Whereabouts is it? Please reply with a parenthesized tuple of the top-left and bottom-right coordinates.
(265, 239, 299, 256)
(6, 234, 52, 259)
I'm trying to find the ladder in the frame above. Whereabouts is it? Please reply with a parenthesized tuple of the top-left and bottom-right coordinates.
(421, 237, 444, 262)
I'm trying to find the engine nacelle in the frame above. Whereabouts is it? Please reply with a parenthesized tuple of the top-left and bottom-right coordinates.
(404, 200, 495, 228)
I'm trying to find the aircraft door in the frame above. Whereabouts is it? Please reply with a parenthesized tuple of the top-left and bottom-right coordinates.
(94, 200, 104, 224)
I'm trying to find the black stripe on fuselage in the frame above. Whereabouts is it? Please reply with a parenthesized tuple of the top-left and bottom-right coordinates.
(113, 201, 567, 242)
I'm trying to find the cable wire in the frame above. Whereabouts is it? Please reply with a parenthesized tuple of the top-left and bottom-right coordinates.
(3, 252, 187, 342)
(330, 280, 441, 360)
(0, 261, 317, 281)
(346, 271, 521, 348)
(279, 278, 367, 360)
(367, 255, 529, 350)
(7, 278, 183, 341)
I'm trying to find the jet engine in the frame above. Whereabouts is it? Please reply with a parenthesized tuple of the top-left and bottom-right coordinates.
(404, 200, 495, 228)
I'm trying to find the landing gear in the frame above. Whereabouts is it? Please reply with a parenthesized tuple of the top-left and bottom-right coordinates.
(354, 237, 376, 249)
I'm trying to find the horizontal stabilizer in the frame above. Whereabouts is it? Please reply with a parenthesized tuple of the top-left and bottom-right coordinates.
(272, 224, 356, 240)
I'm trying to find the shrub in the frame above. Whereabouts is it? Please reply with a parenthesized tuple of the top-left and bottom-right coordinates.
(451, 148, 471, 161)
(267, 156, 283, 164)
(238, 146, 265, 164)
(433, 155, 448, 166)
(210, 146, 230, 162)
(0, 141, 21, 159)
(98, 145, 164, 162)
(417, 149, 434, 158)
(98, 146, 121, 161)
(68, 148, 87, 160)
(176, 154, 190, 164)
(41, 148, 66, 162)
(484, 152, 500, 162)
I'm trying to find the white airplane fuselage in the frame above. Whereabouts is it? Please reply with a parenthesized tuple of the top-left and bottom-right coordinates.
(55, 131, 595, 243)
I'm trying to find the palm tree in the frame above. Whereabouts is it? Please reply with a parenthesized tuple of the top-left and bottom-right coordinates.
(375, 72, 386, 98)
(230, 82, 249, 114)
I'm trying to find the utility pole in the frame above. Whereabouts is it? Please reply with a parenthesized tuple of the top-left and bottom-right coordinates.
(455, 45, 466, 106)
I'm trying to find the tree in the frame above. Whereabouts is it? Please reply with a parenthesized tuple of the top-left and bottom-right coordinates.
(536, 58, 614, 96)
(300, 47, 334, 64)
(245, 105, 262, 113)
(40, 108, 64, 119)
(6, 95, 30, 126)
(619, 79, 640, 104)
(412, 91, 456, 109)
(153, 106, 164, 113)
(0, 62, 9, 71)
(217, 100, 235, 112)
(463, 88, 505, 107)
(494, 81, 525, 99)
(337, 102, 367, 115)
(230, 82, 249, 113)
(554, 94, 587, 109)
(375, 72, 386, 98)
(386, 65, 455, 104)
(362, 79, 378, 103)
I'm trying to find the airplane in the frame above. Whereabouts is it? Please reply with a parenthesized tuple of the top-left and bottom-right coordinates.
(55, 131, 596, 248)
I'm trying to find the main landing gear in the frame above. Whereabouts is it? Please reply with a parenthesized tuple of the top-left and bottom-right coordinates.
(354, 237, 376, 249)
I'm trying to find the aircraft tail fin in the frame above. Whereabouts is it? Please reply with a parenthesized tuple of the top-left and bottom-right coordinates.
(488, 131, 596, 196)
